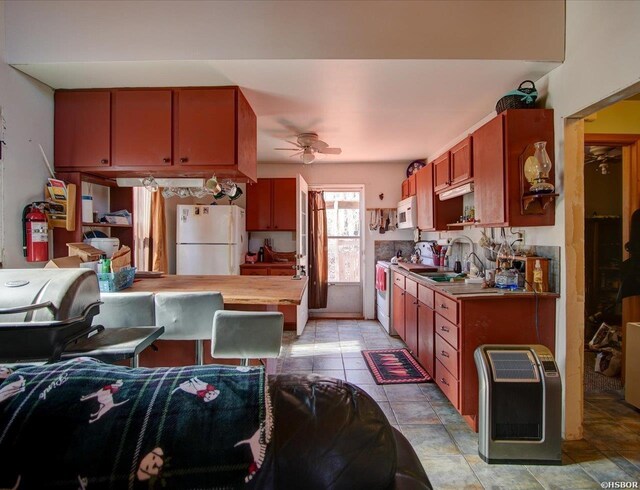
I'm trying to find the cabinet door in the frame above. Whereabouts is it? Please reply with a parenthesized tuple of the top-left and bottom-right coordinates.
(450, 136, 473, 185)
(175, 88, 236, 166)
(270, 267, 295, 276)
(392, 284, 406, 341)
(113, 90, 172, 167)
(433, 153, 451, 192)
(474, 115, 506, 226)
(404, 293, 419, 355)
(240, 267, 269, 276)
(55, 91, 111, 168)
(272, 179, 297, 231)
(401, 179, 409, 200)
(417, 302, 434, 376)
(407, 174, 417, 196)
(416, 165, 434, 231)
(246, 179, 273, 230)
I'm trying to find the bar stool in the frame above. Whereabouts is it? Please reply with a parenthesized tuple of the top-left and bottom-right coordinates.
(93, 292, 155, 328)
(154, 292, 223, 365)
(211, 311, 284, 370)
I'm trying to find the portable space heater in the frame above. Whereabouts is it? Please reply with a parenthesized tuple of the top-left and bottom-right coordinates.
(474, 344, 562, 465)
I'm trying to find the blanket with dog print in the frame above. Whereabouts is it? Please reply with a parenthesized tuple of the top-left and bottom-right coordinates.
(0, 358, 272, 489)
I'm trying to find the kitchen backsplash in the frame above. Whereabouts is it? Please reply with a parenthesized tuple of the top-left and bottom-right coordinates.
(375, 240, 416, 262)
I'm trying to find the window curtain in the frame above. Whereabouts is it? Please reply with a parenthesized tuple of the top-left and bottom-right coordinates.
(150, 191, 168, 273)
(133, 187, 152, 271)
(309, 190, 328, 309)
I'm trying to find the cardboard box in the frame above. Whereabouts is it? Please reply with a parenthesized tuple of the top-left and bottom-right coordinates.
(44, 256, 83, 269)
(67, 242, 104, 262)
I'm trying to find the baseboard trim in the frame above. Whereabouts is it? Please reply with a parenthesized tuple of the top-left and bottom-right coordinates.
(310, 313, 364, 320)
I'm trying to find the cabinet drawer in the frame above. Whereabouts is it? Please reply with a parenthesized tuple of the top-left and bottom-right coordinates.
(418, 285, 434, 309)
(434, 293, 458, 324)
(405, 277, 418, 297)
(269, 267, 295, 276)
(434, 314, 458, 349)
(436, 334, 459, 379)
(393, 272, 405, 289)
(240, 268, 269, 276)
(435, 359, 459, 410)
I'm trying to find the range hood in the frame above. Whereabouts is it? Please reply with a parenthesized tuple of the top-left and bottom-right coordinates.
(439, 182, 474, 201)
(116, 178, 204, 188)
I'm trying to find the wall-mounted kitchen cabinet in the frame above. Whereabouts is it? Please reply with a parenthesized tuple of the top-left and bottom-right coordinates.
(246, 178, 296, 231)
(54, 91, 111, 168)
(433, 136, 473, 194)
(401, 174, 416, 200)
(54, 86, 257, 182)
(112, 90, 173, 167)
(415, 163, 462, 231)
(473, 109, 555, 227)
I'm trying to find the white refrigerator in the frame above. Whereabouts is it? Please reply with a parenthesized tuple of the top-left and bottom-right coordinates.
(176, 205, 247, 275)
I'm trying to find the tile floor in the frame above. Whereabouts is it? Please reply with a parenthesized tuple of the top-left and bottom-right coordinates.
(276, 319, 640, 490)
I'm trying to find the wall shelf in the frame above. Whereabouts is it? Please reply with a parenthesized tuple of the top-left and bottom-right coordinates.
(44, 183, 76, 231)
(82, 222, 132, 228)
(521, 193, 559, 214)
(446, 221, 476, 228)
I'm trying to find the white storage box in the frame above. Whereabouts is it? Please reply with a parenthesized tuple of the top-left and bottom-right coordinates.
(83, 238, 120, 258)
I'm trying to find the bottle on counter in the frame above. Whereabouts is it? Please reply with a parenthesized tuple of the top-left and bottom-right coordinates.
(533, 259, 544, 293)
(258, 247, 264, 263)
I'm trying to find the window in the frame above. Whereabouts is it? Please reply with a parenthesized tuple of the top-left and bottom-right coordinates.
(325, 191, 361, 283)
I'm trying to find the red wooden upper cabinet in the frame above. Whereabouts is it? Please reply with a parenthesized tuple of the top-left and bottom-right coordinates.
(449, 136, 473, 186)
(54, 91, 111, 168)
(112, 90, 172, 167)
(473, 115, 506, 226)
(401, 179, 409, 200)
(247, 178, 297, 231)
(407, 174, 417, 197)
(175, 88, 236, 166)
(271, 178, 297, 231)
(246, 179, 273, 231)
(416, 164, 434, 231)
(433, 152, 451, 192)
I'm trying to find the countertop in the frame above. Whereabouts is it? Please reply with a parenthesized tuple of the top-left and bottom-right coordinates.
(389, 264, 560, 301)
(126, 274, 308, 305)
(239, 262, 295, 268)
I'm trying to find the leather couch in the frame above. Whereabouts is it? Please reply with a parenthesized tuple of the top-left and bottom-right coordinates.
(251, 374, 432, 490)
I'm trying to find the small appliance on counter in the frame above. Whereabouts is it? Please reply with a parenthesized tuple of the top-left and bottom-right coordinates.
(396, 196, 417, 229)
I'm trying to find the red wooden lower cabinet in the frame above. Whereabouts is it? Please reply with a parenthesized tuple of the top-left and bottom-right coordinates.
(389, 267, 557, 432)
(404, 292, 419, 355)
(392, 284, 406, 340)
(417, 301, 434, 377)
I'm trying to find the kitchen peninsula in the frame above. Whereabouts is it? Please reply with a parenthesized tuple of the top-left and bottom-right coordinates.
(124, 274, 308, 367)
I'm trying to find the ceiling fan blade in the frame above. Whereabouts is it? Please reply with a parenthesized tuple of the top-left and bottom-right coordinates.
(317, 147, 342, 155)
(311, 139, 329, 150)
(274, 148, 301, 151)
(285, 140, 302, 148)
(288, 151, 303, 158)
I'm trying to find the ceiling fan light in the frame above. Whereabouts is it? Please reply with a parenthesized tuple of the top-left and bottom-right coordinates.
(302, 149, 315, 165)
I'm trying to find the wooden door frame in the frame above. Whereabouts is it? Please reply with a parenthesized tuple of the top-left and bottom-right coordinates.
(564, 123, 640, 440)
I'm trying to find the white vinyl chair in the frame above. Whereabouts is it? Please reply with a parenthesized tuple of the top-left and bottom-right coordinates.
(92, 292, 156, 366)
(154, 292, 224, 365)
(211, 311, 284, 370)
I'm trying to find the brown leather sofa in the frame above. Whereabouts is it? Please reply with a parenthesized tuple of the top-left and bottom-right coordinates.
(250, 374, 432, 489)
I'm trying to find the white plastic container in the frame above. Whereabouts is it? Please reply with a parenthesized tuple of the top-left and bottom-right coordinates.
(84, 238, 119, 258)
(81, 195, 93, 223)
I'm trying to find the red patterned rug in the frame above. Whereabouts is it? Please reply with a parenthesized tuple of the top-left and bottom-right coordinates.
(361, 349, 432, 385)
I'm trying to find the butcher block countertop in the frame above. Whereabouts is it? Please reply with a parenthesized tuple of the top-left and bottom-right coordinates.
(127, 275, 308, 305)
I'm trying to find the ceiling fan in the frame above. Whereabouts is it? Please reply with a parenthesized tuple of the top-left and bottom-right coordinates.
(585, 146, 622, 175)
(275, 133, 342, 164)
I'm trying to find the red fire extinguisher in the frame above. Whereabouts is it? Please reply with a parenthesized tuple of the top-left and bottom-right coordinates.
(22, 202, 49, 262)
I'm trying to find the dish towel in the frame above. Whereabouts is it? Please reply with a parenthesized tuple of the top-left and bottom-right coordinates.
(376, 265, 387, 291)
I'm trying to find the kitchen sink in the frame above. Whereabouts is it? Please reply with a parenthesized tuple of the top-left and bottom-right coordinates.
(412, 272, 463, 283)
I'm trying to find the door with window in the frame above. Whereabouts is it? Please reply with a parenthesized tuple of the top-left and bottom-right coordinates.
(310, 189, 363, 316)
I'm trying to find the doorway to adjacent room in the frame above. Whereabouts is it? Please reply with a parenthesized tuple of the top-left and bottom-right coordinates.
(309, 186, 364, 318)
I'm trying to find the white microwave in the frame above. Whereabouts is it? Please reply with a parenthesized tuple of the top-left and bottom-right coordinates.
(397, 196, 417, 229)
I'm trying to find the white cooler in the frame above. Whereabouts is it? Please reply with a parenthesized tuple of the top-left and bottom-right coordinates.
(84, 238, 119, 258)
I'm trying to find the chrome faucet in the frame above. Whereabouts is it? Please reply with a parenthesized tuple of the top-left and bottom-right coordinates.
(445, 235, 475, 265)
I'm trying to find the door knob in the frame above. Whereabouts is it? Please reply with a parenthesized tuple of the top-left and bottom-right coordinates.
(163, 158, 171, 163)
(180, 157, 189, 163)
(100, 159, 108, 164)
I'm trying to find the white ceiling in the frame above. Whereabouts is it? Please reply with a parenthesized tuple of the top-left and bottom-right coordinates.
(4, 1, 564, 165)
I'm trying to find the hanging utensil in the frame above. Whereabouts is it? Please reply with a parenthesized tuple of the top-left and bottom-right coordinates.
(379, 210, 387, 234)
